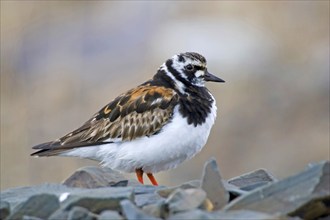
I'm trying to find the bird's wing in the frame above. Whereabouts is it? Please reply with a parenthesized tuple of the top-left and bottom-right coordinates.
(31, 85, 178, 156)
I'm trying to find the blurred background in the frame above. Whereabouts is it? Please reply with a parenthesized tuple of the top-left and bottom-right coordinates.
(1, 1, 329, 190)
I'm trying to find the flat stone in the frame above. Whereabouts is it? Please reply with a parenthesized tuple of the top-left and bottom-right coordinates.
(120, 199, 161, 220)
(135, 192, 165, 207)
(60, 187, 134, 214)
(134, 185, 164, 195)
(0, 201, 10, 220)
(201, 157, 229, 210)
(1, 183, 83, 209)
(63, 166, 127, 188)
(98, 210, 124, 220)
(228, 168, 277, 191)
(48, 210, 69, 220)
(165, 188, 207, 214)
(213, 210, 289, 219)
(67, 206, 98, 220)
(8, 194, 59, 219)
(169, 209, 288, 220)
(168, 209, 214, 220)
(224, 161, 330, 220)
(1, 183, 136, 217)
(22, 216, 43, 220)
(131, 185, 166, 208)
(111, 180, 128, 187)
(127, 179, 143, 187)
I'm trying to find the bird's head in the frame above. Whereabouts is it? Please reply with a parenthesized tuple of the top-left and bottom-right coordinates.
(160, 52, 225, 92)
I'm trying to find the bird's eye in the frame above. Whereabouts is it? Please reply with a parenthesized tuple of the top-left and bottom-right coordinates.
(185, 64, 194, 71)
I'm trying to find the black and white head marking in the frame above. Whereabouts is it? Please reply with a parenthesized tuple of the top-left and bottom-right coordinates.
(157, 52, 224, 95)
(159, 52, 210, 92)
(160, 63, 187, 94)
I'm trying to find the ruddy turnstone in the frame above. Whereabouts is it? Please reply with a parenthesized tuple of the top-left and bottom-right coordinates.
(31, 52, 225, 186)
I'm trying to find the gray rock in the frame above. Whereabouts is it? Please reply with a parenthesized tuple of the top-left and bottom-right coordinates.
(156, 179, 246, 200)
(42, 186, 133, 219)
(224, 161, 330, 220)
(63, 166, 127, 188)
(223, 182, 248, 198)
(22, 216, 43, 220)
(288, 196, 330, 220)
(156, 180, 200, 198)
(165, 188, 207, 214)
(60, 187, 134, 214)
(212, 210, 288, 219)
(134, 185, 164, 195)
(98, 210, 124, 220)
(48, 210, 69, 220)
(127, 179, 143, 187)
(3, 160, 328, 220)
(120, 199, 161, 220)
(1, 183, 83, 209)
(67, 206, 98, 220)
(180, 179, 201, 188)
(169, 209, 287, 220)
(168, 209, 214, 220)
(1, 183, 135, 213)
(0, 201, 10, 220)
(8, 194, 59, 219)
(128, 184, 166, 208)
(201, 157, 229, 210)
(135, 192, 165, 207)
(142, 201, 167, 219)
(317, 216, 330, 220)
(111, 180, 128, 187)
(228, 168, 277, 191)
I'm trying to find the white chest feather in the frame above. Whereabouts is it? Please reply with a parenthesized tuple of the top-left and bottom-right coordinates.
(62, 100, 217, 173)
(99, 99, 217, 173)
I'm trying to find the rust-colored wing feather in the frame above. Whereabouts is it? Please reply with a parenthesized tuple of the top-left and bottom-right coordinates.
(31, 85, 178, 156)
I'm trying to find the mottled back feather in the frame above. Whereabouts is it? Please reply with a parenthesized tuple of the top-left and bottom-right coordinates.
(32, 85, 178, 156)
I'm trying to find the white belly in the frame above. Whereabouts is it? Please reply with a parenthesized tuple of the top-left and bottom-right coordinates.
(61, 102, 217, 173)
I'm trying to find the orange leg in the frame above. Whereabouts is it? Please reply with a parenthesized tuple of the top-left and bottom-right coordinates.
(147, 173, 158, 186)
(136, 168, 144, 184)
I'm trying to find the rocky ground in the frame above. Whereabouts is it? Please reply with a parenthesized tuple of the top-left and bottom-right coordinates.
(1, 158, 329, 220)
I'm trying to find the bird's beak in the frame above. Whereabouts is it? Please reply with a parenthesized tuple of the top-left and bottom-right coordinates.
(204, 70, 225, 83)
